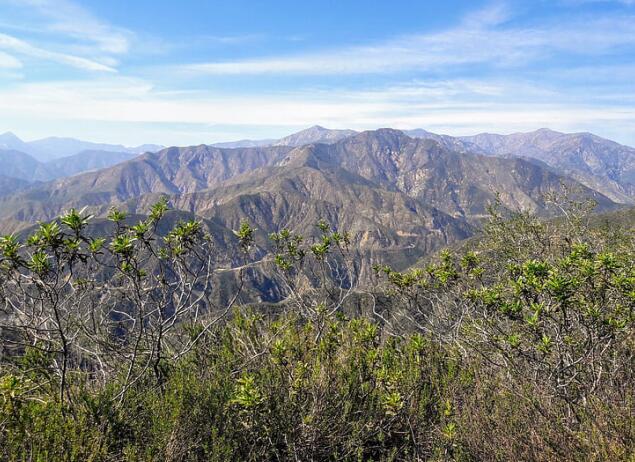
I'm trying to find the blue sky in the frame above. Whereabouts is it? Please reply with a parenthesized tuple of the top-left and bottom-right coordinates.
(0, 0, 634, 146)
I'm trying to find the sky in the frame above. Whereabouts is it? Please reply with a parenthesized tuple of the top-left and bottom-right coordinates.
(0, 0, 634, 147)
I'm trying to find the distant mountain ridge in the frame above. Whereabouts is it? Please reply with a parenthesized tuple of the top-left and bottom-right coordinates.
(0, 126, 625, 290)
(404, 129, 486, 154)
(0, 149, 52, 182)
(0, 132, 31, 153)
(211, 125, 357, 149)
(0, 132, 165, 189)
(275, 125, 357, 147)
(406, 128, 635, 204)
(0, 131, 163, 161)
(459, 128, 635, 203)
(0, 148, 139, 185)
(210, 126, 635, 205)
(211, 138, 276, 149)
(0, 129, 615, 231)
(3, 125, 634, 208)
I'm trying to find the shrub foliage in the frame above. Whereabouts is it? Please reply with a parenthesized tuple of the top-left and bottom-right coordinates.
(0, 198, 633, 461)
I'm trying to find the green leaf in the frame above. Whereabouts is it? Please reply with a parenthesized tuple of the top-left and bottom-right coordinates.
(107, 207, 127, 223)
(233, 221, 255, 252)
(60, 208, 91, 233)
(149, 196, 169, 223)
(28, 251, 51, 275)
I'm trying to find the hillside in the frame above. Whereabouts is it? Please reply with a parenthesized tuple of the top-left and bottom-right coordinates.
(458, 128, 635, 203)
(0, 149, 56, 182)
(212, 125, 357, 149)
(305, 129, 615, 218)
(0, 131, 163, 161)
(0, 175, 32, 196)
(0, 147, 138, 183)
(0, 130, 614, 235)
(45, 150, 137, 177)
(1, 177, 632, 462)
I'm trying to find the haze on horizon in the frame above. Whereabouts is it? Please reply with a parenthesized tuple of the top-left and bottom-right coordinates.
(0, 0, 634, 147)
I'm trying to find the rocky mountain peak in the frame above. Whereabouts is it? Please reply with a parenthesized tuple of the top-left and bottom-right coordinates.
(276, 125, 357, 147)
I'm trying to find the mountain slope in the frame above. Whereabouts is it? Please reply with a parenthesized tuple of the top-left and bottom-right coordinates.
(275, 125, 357, 146)
(120, 148, 475, 274)
(0, 149, 55, 181)
(45, 150, 137, 177)
(3, 144, 475, 281)
(311, 129, 615, 218)
(406, 129, 486, 154)
(0, 175, 32, 197)
(459, 128, 635, 203)
(0, 144, 294, 230)
(212, 125, 357, 149)
(0, 130, 616, 233)
(0, 132, 163, 161)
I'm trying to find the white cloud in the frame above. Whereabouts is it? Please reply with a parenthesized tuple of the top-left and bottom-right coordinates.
(182, 6, 635, 76)
(6, 0, 131, 54)
(0, 77, 633, 146)
(0, 50, 21, 68)
(0, 0, 130, 72)
(198, 34, 263, 45)
(0, 1, 633, 146)
(0, 32, 116, 71)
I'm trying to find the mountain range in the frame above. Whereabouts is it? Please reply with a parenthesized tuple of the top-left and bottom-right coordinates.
(0, 132, 165, 186)
(0, 131, 163, 162)
(457, 129, 635, 203)
(210, 125, 356, 149)
(0, 125, 632, 284)
(211, 125, 635, 205)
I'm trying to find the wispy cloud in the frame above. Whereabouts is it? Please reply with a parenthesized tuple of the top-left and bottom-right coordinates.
(0, 76, 633, 146)
(0, 1, 633, 146)
(0, 50, 21, 68)
(5, 0, 131, 53)
(198, 34, 263, 45)
(0, 32, 116, 71)
(183, 5, 635, 76)
(0, 0, 130, 72)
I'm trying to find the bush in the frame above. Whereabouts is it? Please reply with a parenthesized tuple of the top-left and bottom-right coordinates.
(0, 198, 633, 460)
